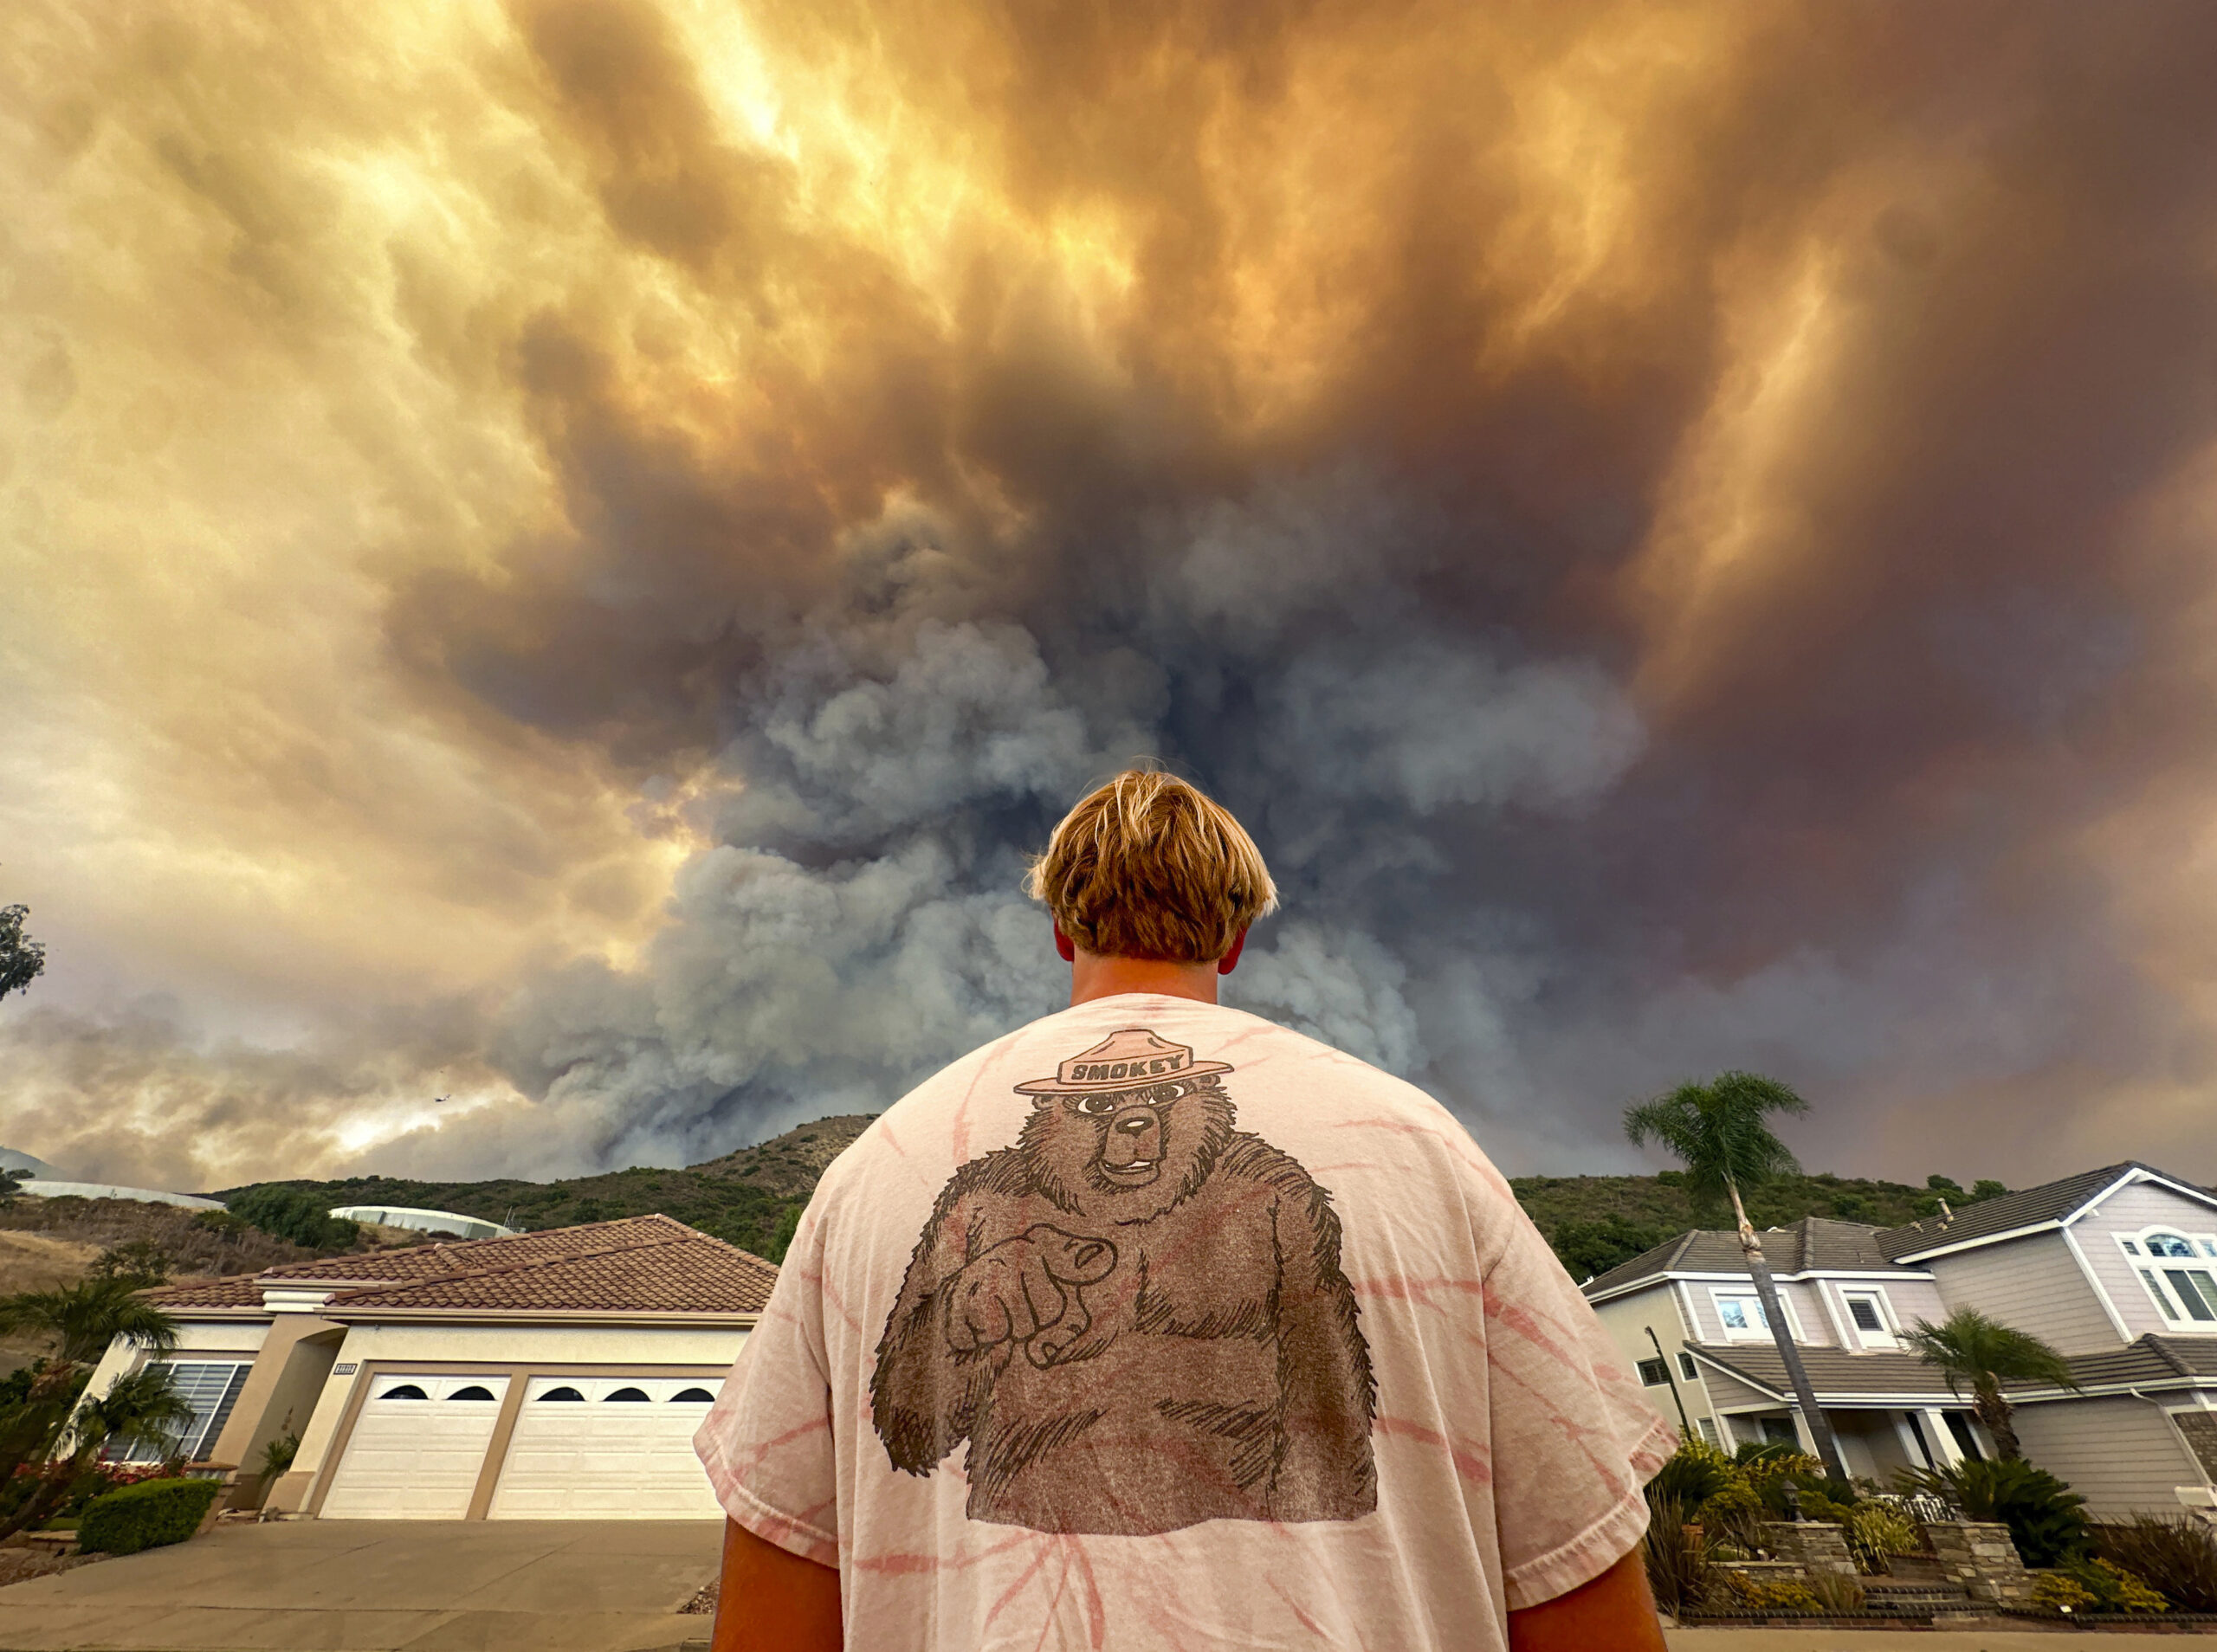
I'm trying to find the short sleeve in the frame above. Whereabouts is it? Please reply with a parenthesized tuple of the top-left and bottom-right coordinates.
(694, 1207, 841, 1568)
(1483, 1208, 1676, 1610)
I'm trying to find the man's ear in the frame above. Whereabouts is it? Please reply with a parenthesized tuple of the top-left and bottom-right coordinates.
(1217, 928, 1248, 976)
(1054, 924, 1076, 964)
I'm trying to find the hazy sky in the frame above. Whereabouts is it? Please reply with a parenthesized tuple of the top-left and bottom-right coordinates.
(4, 0, 2216, 1193)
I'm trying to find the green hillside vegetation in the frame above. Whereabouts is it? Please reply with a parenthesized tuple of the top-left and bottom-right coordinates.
(221, 1116, 879, 1265)
(220, 1113, 2011, 1280)
(1515, 1170, 2011, 1281)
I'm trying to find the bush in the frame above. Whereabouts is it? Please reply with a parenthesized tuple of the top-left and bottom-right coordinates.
(2054, 1556, 2169, 1614)
(1641, 1494, 1716, 1616)
(1649, 1437, 1735, 1508)
(77, 1477, 223, 1556)
(1896, 1459, 2090, 1567)
(1841, 1500, 1921, 1574)
(2033, 1571, 2097, 1613)
(1801, 1572, 1867, 1612)
(223, 1187, 358, 1252)
(1714, 1571, 1823, 1612)
(2091, 1515, 2217, 1611)
(1697, 1478, 1772, 1557)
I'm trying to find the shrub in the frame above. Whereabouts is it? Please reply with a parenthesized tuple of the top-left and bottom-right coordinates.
(1801, 1572, 1867, 1612)
(2091, 1515, 2217, 1611)
(1640, 1494, 1717, 1616)
(2033, 1572, 2097, 1613)
(1895, 1459, 2089, 1567)
(1697, 1478, 1772, 1557)
(1841, 1500, 1921, 1574)
(1649, 1437, 1735, 1508)
(2054, 1556, 2168, 1614)
(224, 1187, 358, 1251)
(1714, 1571, 1823, 1612)
(77, 1476, 223, 1556)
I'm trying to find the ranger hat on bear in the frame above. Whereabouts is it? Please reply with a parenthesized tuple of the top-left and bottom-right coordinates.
(1014, 1028, 1233, 1094)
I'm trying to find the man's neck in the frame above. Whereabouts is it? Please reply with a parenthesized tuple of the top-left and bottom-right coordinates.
(1068, 951, 1220, 1008)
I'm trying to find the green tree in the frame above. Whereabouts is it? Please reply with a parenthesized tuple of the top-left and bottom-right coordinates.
(0, 1277, 180, 1366)
(0, 905, 44, 1005)
(225, 1186, 359, 1251)
(1549, 1216, 1668, 1281)
(1626, 1071, 1848, 1485)
(1901, 1307, 2080, 1461)
(0, 1365, 195, 1540)
(89, 1241, 175, 1289)
(1969, 1178, 2008, 1203)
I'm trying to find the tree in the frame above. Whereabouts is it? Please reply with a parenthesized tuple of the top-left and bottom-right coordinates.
(225, 1185, 359, 1251)
(89, 1241, 175, 1290)
(1901, 1307, 2080, 1461)
(0, 905, 44, 1005)
(1625, 1071, 1849, 1485)
(0, 1277, 181, 1366)
(0, 1365, 195, 1540)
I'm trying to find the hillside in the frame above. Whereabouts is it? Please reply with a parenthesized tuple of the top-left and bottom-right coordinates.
(218, 1113, 2011, 1280)
(223, 1115, 880, 1263)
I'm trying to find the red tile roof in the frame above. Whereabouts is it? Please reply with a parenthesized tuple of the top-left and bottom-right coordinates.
(145, 1214, 778, 1319)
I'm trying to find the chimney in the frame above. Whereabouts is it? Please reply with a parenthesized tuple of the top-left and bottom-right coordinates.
(1937, 1198, 1953, 1223)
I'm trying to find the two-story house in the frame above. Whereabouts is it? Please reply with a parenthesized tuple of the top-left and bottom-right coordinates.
(1582, 1162, 2217, 1519)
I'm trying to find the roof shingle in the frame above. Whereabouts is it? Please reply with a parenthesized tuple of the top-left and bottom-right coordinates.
(1582, 1216, 1919, 1296)
(1874, 1163, 2217, 1261)
(144, 1214, 777, 1318)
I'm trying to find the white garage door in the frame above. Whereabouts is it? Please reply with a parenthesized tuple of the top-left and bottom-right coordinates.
(322, 1373, 509, 1519)
(488, 1374, 724, 1519)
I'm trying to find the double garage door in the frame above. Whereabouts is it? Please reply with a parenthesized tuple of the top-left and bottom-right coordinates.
(322, 1372, 724, 1520)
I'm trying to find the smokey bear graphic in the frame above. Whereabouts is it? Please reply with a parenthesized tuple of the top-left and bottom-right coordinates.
(870, 1029, 1377, 1536)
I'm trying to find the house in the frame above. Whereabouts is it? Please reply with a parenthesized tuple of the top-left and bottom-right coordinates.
(1583, 1163, 2217, 1520)
(82, 1214, 773, 1520)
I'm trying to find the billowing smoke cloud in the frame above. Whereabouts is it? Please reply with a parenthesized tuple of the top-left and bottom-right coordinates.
(3, 0, 2216, 1189)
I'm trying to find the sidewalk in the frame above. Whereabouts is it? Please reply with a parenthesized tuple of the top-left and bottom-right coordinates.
(0, 1520, 722, 1652)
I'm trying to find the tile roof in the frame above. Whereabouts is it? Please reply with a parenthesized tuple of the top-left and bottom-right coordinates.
(1581, 1216, 1919, 1296)
(1689, 1343, 1962, 1401)
(2056, 1334, 2217, 1390)
(144, 1214, 778, 1319)
(1875, 1163, 2216, 1261)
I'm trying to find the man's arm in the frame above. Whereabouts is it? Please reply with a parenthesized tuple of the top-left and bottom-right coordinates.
(709, 1519, 842, 1652)
(1506, 1549, 1667, 1652)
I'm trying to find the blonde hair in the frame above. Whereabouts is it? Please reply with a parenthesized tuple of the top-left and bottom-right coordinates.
(1025, 770, 1278, 963)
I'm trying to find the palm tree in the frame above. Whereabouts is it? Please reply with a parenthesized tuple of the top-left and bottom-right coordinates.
(0, 1278, 179, 1365)
(1625, 1070, 1848, 1486)
(1902, 1307, 2079, 1461)
(0, 1365, 196, 1540)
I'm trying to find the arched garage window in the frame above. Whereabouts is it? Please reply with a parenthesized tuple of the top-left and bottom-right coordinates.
(381, 1384, 429, 1400)
(671, 1388, 715, 1403)
(604, 1387, 650, 1402)
(538, 1386, 585, 1402)
(449, 1385, 496, 1401)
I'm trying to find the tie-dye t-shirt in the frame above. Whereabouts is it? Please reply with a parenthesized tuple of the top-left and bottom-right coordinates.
(695, 995, 1671, 1650)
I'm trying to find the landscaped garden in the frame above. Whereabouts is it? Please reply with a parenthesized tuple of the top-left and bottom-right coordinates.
(1642, 1436, 2217, 1625)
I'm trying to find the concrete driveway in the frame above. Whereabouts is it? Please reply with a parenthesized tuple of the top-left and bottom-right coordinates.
(0, 1520, 723, 1651)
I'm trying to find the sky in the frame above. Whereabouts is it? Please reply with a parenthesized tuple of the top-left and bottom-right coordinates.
(3, 0, 2216, 1194)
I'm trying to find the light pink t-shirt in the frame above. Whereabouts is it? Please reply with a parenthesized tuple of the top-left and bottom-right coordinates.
(696, 996, 1671, 1650)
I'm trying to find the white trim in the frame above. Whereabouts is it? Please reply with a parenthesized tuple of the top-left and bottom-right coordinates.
(2063, 1224, 2136, 1342)
(2110, 1228, 2217, 1333)
(2071, 1169, 2217, 1227)
(1836, 1285, 1901, 1351)
(1889, 1217, 2070, 1263)
(1710, 1286, 1804, 1343)
(1586, 1265, 1934, 1307)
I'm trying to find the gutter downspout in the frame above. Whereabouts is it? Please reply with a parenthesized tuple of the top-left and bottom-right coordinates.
(1647, 1325, 1693, 1438)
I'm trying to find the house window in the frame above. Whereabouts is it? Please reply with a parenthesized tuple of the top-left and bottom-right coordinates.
(1760, 1416, 1799, 1445)
(1712, 1290, 1797, 1340)
(1637, 1358, 1670, 1386)
(1677, 1352, 1699, 1382)
(1696, 1417, 1721, 1448)
(117, 1361, 251, 1464)
(1839, 1288, 1897, 1349)
(2120, 1231, 2217, 1327)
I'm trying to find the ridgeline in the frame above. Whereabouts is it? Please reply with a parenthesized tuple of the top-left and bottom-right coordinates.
(224, 1114, 2000, 1277)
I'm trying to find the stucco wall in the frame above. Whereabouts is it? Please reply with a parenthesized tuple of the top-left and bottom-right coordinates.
(1590, 1289, 1706, 1434)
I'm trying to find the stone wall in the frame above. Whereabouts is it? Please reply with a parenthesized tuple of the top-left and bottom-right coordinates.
(1923, 1520, 2033, 1604)
(1761, 1521, 1858, 1579)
